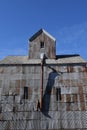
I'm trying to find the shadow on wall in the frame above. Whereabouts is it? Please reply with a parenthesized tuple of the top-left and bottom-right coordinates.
(42, 71, 59, 118)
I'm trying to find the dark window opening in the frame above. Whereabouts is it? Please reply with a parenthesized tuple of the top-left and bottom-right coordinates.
(13, 106, 16, 113)
(56, 88, 61, 101)
(24, 86, 28, 99)
(40, 42, 44, 48)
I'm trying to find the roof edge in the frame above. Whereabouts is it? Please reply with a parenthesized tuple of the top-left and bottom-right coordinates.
(29, 29, 56, 42)
(42, 29, 56, 41)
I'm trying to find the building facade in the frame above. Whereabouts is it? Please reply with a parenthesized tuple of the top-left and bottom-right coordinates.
(0, 29, 87, 130)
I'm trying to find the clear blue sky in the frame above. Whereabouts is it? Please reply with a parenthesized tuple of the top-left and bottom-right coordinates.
(0, 0, 87, 60)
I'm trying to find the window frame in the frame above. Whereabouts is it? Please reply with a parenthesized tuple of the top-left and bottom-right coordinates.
(24, 86, 28, 99)
(40, 42, 44, 48)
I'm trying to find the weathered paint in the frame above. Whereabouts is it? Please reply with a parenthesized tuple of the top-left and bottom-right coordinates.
(0, 64, 87, 130)
(29, 31, 56, 59)
(0, 29, 87, 130)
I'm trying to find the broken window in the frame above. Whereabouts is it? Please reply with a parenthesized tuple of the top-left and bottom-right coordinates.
(56, 88, 61, 101)
(24, 86, 28, 99)
(40, 42, 44, 48)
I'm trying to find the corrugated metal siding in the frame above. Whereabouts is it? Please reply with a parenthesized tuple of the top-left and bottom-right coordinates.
(29, 32, 56, 59)
(0, 64, 87, 130)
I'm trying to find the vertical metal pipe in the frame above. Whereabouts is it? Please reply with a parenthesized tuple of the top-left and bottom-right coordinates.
(40, 60, 43, 110)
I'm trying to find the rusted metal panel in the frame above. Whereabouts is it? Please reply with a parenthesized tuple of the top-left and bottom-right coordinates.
(0, 64, 87, 130)
(0, 26, 86, 130)
(29, 32, 56, 59)
(0, 67, 4, 73)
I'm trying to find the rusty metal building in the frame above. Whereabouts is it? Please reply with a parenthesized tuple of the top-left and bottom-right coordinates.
(0, 29, 87, 130)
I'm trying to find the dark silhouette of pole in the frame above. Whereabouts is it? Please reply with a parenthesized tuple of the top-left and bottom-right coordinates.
(40, 60, 43, 110)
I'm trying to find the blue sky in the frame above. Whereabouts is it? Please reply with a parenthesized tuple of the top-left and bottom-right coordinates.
(0, 0, 87, 60)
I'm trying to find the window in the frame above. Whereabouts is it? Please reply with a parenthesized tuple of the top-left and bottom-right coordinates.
(56, 88, 61, 101)
(40, 42, 44, 48)
(24, 86, 28, 99)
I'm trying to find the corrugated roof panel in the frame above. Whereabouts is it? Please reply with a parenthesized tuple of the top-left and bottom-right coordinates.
(0, 55, 86, 64)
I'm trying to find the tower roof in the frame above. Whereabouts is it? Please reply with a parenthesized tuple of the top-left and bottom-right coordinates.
(29, 29, 56, 42)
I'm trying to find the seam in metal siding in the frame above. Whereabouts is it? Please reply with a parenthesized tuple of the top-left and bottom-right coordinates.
(0, 65, 87, 130)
